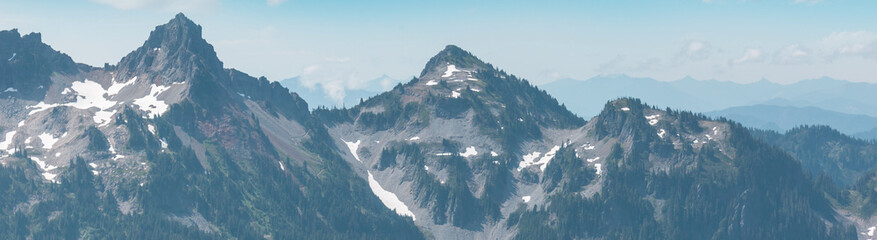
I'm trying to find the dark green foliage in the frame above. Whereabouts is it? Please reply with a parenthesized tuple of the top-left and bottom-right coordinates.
(542, 145, 596, 193)
(751, 125, 877, 187)
(512, 101, 856, 240)
(83, 126, 109, 152)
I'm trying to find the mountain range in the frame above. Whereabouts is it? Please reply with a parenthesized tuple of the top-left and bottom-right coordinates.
(1, 14, 877, 239)
(542, 75, 877, 139)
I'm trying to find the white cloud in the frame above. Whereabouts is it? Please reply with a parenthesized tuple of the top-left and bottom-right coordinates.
(730, 48, 764, 66)
(266, 0, 286, 6)
(822, 31, 877, 59)
(675, 40, 716, 63)
(774, 44, 812, 64)
(90, 0, 218, 11)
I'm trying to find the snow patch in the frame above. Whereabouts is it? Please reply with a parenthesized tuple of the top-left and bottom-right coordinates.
(459, 146, 477, 158)
(594, 163, 603, 175)
(342, 139, 362, 162)
(278, 161, 285, 171)
(435, 152, 452, 156)
(424, 165, 429, 171)
(106, 77, 137, 96)
(522, 196, 531, 203)
(3, 87, 17, 92)
(38, 132, 59, 149)
(425, 80, 438, 86)
(0, 131, 17, 152)
(31, 157, 58, 182)
(132, 84, 172, 117)
(517, 145, 560, 172)
(645, 114, 660, 125)
(621, 107, 630, 111)
(367, 171, 416, 220)
(442, 64, 459, 78)
(657, 129, 666, 138)
(450, 91, 460, 98)
(471, 88, 481, 92)
(409, 136, 420, 141)
(160, 138, 168, 148)
(147, 124, 156, 135)
(582, 143, 595, 150)
(586, 157, 600, 163)
(490, 151, 499, 157)
(7, 52, 15, 61)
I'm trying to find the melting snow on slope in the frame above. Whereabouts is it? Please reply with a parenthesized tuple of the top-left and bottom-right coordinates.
(132, 84, 172, 117)
(342, 139, 362, 162)
(450, 91, 460, 98)
(594, 163, 602, 175)
(459, 146, 477, 157)
(31, 157, 59, 182)
(425, 80, 438, 86)
(28, 78, 142, 125)
(7, 53, 15, 61)
(522, 196, 531, 203)
(106, 76, 137, 96)
(367, 171, 416, 220)
(517, 145, 560, 172)
(645, 114, 660, 125)
(864, 226, 876, 238)
(38, 133, 59, 149)
(0, 131, 17, 153)
(442, 64, 459, 78)
(657, 129, 666, 138)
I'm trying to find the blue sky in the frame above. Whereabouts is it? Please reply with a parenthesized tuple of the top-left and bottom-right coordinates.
(2, 0, 877, 101)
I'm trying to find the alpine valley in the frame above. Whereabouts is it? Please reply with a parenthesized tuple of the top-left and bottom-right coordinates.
(2, 14, 877, 240)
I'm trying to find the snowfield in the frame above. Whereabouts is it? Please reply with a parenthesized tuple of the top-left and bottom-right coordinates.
(367, 171, 416, 220)
(342, 139, 362, 162)
(522, 196, 531, 203)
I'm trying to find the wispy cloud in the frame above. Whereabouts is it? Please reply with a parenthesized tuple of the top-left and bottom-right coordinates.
(730, 48, 764, 66)
(90, 0, 218, 11)
(674, 40, 717, 64)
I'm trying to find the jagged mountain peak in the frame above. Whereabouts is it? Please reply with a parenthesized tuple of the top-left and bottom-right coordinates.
(116, 13, 222, 83)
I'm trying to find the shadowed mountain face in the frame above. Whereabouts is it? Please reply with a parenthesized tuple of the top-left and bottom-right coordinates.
(0, 14, 871, 240)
